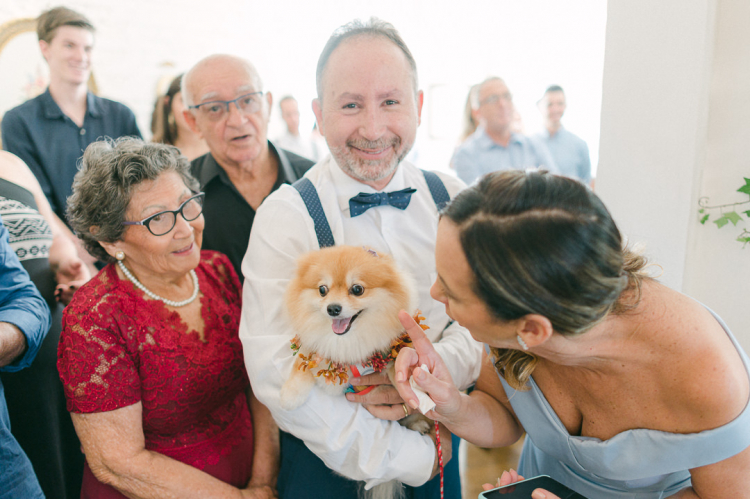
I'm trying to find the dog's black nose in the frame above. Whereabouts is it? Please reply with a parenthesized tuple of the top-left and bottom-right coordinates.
(327, 304, 342, 317)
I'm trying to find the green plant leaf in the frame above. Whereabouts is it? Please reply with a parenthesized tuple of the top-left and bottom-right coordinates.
(699, 208, 705, 213)
(744, 210, 750, 218)
(725, 211, 743, 225)
(737, 235, 750, 246)
(700, 214, 710, 224)
(714, 216, 729, 228)
(739, 178, 750, 196)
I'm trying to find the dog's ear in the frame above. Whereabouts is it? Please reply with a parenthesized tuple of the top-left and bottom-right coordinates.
(293, 252, 315, 282)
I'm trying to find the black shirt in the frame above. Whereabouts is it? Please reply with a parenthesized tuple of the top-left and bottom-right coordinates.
(1, 89, 142, 222)
(191, 141, 314, 281)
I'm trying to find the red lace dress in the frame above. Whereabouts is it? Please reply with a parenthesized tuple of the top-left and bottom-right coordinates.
(58, 251, 253, 498)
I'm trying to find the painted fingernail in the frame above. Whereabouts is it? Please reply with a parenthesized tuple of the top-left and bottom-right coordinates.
(409, 399, 419, 409)
(345, 394, 355, 401)
(500, 471, 509, 482)
(396, 372, 404, 382)
(531, 491, 546, 499)
(349, 377, 360, 385)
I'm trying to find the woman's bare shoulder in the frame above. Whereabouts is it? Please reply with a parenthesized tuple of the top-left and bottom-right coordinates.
(642, 283, 749, 431)
(0, 151, 40, 190)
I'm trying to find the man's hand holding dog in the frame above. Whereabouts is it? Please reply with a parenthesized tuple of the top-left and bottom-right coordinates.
(345, 372, 408, 421)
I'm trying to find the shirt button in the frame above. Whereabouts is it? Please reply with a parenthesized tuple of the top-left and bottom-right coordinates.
(80, 128, 86, 135)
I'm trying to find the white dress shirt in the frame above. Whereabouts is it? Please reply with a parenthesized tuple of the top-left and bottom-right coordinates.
(240, 156, 483, 488)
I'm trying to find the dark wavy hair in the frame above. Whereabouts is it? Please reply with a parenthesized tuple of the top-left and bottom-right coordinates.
(442, 170, 648, 389)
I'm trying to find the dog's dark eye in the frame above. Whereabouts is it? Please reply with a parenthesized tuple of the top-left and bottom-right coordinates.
(350, 284, 365, 296)
(319, 285, 328, 297)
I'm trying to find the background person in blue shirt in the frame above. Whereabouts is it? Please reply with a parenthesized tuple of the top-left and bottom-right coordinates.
(0, 221, 51, 499)
(1, 6, 141, 226)
(535, 85, 592, 186)
(451, 77, 557, 184)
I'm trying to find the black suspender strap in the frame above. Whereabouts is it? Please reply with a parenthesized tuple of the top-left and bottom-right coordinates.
(292, 177, 335, 248)
(421, 170, 450, 211)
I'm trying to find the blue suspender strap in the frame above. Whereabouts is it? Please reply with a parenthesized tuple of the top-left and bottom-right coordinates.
(421, 170, 450, 211)
(293, 171, 446, 248)
(292, 177, 335, 248)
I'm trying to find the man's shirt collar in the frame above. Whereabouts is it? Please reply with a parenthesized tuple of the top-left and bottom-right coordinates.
(40, 89, 63, 119)
(40, 87, 100, 119)
(195, 151, 224, 189)
(86, 91, 102, 118)
(271, 140, 299, 185)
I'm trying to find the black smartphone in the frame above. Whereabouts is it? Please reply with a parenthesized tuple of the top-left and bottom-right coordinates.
(478, 475, 587, 499)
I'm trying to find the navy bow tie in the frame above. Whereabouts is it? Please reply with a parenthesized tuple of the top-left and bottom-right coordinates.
(349, 187, 417, 217)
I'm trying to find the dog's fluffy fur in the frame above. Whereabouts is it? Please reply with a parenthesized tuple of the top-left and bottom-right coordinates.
(281, 245, 431, 499)
(281, 245, 417, 404)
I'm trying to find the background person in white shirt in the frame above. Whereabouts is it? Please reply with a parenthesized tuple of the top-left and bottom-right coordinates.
(240, 18, 482, 499)
(275, 95, 317, 161)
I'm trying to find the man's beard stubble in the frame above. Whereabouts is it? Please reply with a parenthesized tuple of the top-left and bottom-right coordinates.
(331, 136, 411, 183)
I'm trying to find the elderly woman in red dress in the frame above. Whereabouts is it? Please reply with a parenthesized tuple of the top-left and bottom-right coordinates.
(58, 137, 278, 498)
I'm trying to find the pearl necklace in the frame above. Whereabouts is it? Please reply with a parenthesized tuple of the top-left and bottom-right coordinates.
(117, 260, 199, 307)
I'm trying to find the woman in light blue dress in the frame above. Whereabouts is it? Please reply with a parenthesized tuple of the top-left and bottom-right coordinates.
(394, 170, 750, 498)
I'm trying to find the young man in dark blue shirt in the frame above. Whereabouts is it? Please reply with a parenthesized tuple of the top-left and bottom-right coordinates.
(1, 6, 141, 224)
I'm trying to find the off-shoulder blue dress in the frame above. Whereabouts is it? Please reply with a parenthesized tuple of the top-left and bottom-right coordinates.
(495, 308, 750, 498)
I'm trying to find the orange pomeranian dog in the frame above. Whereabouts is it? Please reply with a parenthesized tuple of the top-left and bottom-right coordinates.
(280, 245, 431, 436)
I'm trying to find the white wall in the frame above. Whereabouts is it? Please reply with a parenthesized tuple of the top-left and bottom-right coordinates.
(683, 0, 750, 349)
(0, 0, 606, 174)
(597, 0, 748, 350)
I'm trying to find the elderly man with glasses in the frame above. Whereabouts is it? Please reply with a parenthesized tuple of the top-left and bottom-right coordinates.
(451, 76, 558, 184)
(183, 55, 314, 279)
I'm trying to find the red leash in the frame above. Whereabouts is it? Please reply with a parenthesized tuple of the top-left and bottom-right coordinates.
(434, 420, 444, 499)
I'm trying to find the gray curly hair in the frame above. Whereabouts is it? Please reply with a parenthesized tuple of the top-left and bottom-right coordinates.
(66, 137, 199, 263)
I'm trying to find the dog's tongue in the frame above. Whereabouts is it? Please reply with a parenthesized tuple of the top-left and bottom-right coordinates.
(332, 317, 352, 335)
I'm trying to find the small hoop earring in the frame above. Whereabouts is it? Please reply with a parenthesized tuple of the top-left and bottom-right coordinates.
(115, 251, 125, 261)
(517, 335, 529, 351)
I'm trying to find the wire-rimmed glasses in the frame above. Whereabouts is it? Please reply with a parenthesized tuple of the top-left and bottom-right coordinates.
(188, 92, 264, 121)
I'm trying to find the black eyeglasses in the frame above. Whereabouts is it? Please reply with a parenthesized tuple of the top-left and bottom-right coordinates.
(122, 192, 205, 236)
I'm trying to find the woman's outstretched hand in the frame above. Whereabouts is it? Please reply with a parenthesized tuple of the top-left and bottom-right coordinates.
(394, 310, 463, 422)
